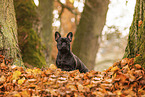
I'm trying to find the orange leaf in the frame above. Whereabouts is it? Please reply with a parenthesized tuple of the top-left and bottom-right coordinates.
(134, 64, 141, 69)
(138, 20, 143, 27)
(76, 82, 84, 92)
(111, 66, 119, 72)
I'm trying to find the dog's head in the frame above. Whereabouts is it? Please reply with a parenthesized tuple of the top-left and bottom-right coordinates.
(55, 32, 73, 52)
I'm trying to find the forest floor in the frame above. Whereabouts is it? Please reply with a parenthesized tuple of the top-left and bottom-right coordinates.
(0, 55, 145, 97)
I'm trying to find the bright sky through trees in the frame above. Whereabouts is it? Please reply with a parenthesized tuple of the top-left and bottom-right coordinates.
(34, 0, 39, 6)
(104, 0, 136, 36)
(34, 0, 136, 36)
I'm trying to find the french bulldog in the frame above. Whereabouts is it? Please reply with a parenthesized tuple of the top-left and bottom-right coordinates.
(55, 31, 89, 73)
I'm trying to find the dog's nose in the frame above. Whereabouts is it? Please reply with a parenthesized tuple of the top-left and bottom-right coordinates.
(62, 43, 66, 47)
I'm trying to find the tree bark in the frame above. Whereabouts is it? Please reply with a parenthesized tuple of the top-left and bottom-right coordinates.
(14, 0, 46, 68)
(38, 0, 54, 64)
(123, 0, 145, 68)
(72, 0, 109, 70)
(0, 0, 24, 66)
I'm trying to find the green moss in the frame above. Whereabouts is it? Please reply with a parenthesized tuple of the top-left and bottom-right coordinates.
(22, 29, 46, 68)
(134, 55, 142, 64)
(123, 0, 145, 68)
(0, 0, 25, 67)
(14, 0, 46, 68)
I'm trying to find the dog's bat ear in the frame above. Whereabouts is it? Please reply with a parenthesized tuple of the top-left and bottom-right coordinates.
(67, 32, 73, 42)
(55, 31, 61, 41)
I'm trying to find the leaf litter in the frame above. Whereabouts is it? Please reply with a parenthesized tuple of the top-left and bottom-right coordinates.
(0, 55, 145, 97)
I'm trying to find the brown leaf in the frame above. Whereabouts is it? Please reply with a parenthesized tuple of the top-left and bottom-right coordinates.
(138, 20, 143, 27)
(76, 82, 84, 92)
(0, 75, 6, 84)
(111, 66, 119, 72)
(66, 84, 77, 91)
(129, 74, 136, 82)
(134, 64, 142, 69)
(121, 58, 129, 67)
(49, 64, 57, 70)
(21, 90, 30, 97)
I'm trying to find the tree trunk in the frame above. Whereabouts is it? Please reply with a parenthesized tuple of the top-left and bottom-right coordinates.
(14, 0, 46, 68)
(38, 0, 54, 64)
(72, 0, 109, 70)
(0, 0, 24, 67)
(123, 0, 145, 68)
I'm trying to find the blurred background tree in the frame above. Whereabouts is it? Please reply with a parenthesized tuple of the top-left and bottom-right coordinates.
(95, 26, 127, 71)
(38, 0, 54, 64)
(0, 0, 139, 70)
(50, 0, 109, 70)
(72, 0, 109, 70)
(14, 0, 46, 68)
(0, 0, 136, 70)
(94, 0, 136, 71)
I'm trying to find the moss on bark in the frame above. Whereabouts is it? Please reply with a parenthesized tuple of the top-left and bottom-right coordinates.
(0, 0, 24, 67)
(38, 0, 54, 65)
(123, 0, 145, 68)
(14, 0, 46, 68)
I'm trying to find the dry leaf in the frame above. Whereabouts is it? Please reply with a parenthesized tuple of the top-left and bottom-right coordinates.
(0, 75, 6, 84)
(0, 55, 144, 97)
(12, 70, 21, 80)
(18, 77, 25, 85)
(121, 58, 129, 67)
(49, 64, 57, 70)
(111, 66, 119, 72)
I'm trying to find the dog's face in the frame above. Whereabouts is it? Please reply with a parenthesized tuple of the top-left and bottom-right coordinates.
(55, 32, 73, 52)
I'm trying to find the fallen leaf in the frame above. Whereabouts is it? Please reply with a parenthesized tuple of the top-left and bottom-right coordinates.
(18, 77, 25, 85)
(12, 70, 21, 80)
(121, 58, 129, 67)
(111, 66, 119, 72)
(0, 75, 6, 84)
(135, 64, 142, 69)
(76, 82, 84, 92)
(49, 64, 57, 70)
(138, 20, 143, 27)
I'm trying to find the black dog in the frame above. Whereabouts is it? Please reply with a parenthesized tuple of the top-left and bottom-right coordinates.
(55, 31, 89, 73)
